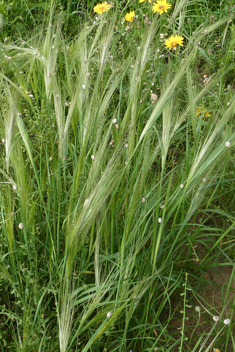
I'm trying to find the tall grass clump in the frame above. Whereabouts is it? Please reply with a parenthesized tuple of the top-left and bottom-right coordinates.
(0, 0, 235, 351)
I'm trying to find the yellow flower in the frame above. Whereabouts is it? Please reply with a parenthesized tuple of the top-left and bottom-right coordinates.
(153, 0, 172, 14)
(196, 106, 211, 120)
(93, 2, 111, 14)
(164, 34, 184, 50)
(125, 10, 135, 22)
(139, 0, 152, 3)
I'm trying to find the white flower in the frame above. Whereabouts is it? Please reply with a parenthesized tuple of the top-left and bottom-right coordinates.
(112, 118, 117, 124)
(160, 33, 164, 38)
(213, 316, 219, 322)
(2, 139, 6, 144)
(225, 141, 230, 147)
(141, 198, 146, 203)
(13, 185, 17, 191)
(227, 102, 230, 106)
(82, 85, 86, 90)
(18, 223, 23, 230)
(180, 184, 184, 189)
(224, 318, 230, 325)
(202, 178, 206, 183)
(86, 72, 90, 77)
(49, 156, 53, 161)
(91, 155, 95, 160)
(160, 204, 164, 209)
(106, 312, 112, 318)
(124, 143, 128, 148)
(158, 218, 162, 223)
(195, 306, 200, 312)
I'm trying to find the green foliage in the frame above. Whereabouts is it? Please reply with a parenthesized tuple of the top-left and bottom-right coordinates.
(0, 1, 235, 351)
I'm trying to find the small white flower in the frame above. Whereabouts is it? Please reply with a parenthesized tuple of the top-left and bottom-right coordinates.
(137, 46, 141, 51)
(51, 45, 55, 49)
(82, 85, 86, 90)
(213, 316, 219, 322)
(160, 204, 164, 209)
(112, 118, 117, 124)
(224, 318, 230, 325)
(20, 71, 24, 74)
(158, 218, 162, 223)
(91, 155, 95, 160)
(106, 311, 112, 318)
(2, 139, 6, 144)
(86, 72, 90, 77)
(29, 94, 34, 98)
(141, 198, 146, 203)
(124, 143, 128, 148)
(18, 223, 23, 230)
(132, 295, 137, 299)
(125, 161, 128, 165)
(53, 34, 56, 38)
(202, 178, 206, 183)
(13, 185, 17, 191)
(160, 33, 164, 38)
(154, 348, 158, 351)
(227, 102, 230, 106)
(195, 306, 200, 312)
(225, 141, 230, 147)
(49, 156, 53, 161)
(180, 184, 184, 189)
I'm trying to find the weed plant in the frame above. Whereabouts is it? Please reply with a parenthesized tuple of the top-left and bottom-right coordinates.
(0, 0, 235, 351)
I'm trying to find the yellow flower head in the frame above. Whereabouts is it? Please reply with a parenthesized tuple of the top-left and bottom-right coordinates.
(93, 2, 111, 14)
(165, 34, 184, 50)
(125, 10, 135, 22)
(196, 106, 211, 120)
(139, 0, 152, 3)
(153, 0, 172, 14)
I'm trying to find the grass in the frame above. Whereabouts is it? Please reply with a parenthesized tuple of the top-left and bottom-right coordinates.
(0, 0, 235, 351)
